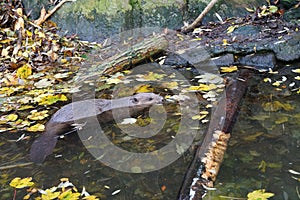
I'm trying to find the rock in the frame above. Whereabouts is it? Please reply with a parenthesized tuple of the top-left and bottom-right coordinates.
(237, 52, 276, 70)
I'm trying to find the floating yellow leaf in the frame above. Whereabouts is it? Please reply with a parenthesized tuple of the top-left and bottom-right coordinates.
(247, 189, 274, 200)
(27, 110, 49, 120)
(262, 101, 294, 112)
(14, 119, 31, 128)
(60, 178, 69, 182)
(275, 116, 289, 124)
(162, 81, 178, 89)
(187, 84, 217, 92)
(245, 7, 255, 12)
(6, 114, 18, 121)
(268, 69, 278, 74)
(258, 160, 267, 173)
(222, 39, 228, 46)
(134, 84, 154, 93)
(227, 25, 237, 34)
(18, 105, 34, 110)
(16, 63, 32, 79)
(10, 177, 34, 189)
(192, 114, 207, 120)
(83, 195, 99, 200)
(243, 132, 264, 141)
(58, 190, 80, 200)
(199, 110, 209, 115)
(0, 87, 15, 96)
(27, 123, 45, 132)
(35, 94, 68, 105)
(138, 71, 165, 81)
(220, 66, 238, 73)
(272, 81, 281, 86)
(41, 189, 60, 200)
(54, 72, 71, 79)
(292, 69, 300, 73)
(294, 76, 300, 80)
(263, 78, 272, 83)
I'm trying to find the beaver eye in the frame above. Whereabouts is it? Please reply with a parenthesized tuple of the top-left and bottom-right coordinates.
(148, 97, 153, 101)
(132, 97, 138, 103)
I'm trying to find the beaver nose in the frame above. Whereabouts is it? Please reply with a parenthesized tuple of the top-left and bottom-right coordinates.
(158, 96, 165, 104)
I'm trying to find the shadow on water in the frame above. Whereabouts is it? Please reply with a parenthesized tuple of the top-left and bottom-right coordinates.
(1, 72, 300, 199)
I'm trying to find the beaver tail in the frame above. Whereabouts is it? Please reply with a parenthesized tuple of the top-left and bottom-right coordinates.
(30, 134, 58, 163)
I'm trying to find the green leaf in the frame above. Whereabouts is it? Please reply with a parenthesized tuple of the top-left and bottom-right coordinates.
(268, 5, 278, 13)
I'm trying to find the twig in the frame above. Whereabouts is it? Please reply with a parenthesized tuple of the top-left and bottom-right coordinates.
(34, 0, 76, 26)
(0, 162, 33, 170)
(181, 0, 218, 33)
(13, 188, 17, 200)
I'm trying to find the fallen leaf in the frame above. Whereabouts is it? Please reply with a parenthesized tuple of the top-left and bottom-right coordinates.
(6, 114, 18, 121)
(196, 73, 223, 84)
(27, 123, 45, 132)
(187, 84, 217, 92)
(27, 110, 49, 120)
(16, 64, 32, 79)
(35, 94, 68, 105)
(162, 81, 178, 89)
(262, 101, 294, 112)
(120, 118, 137, 125)
(54, 72, 71, 79)
(137, 72, 165, 81)
(275, 116, 288, 124)
(34, 78, 53, 88)
(247, 189, 274, 200)
(220, 66, 238, 73)
(134, 84, 154, 93)
(10, 177, 34, 189)
(227, 25, 238, 34)
(41, 189, 60, 200)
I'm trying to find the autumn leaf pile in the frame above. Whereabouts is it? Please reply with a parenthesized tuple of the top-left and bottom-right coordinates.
(0, 1, 99, 133)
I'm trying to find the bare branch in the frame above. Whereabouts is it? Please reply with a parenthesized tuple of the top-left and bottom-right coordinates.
(34, 0, 75, 26)
(181, 0, 218, 33)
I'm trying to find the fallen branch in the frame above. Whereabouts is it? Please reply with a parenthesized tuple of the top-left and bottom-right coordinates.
(0, 162, 33, 170)
(34, 0, 75, 26)
(73, 34, 169, 82)
(178, 69, 253, 200)
(181, 0, 218, 33)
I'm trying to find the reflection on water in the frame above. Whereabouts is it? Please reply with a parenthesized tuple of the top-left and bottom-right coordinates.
(1, 73, 300, 200)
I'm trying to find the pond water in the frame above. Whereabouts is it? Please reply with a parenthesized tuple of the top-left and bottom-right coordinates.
(1, 66, 300, 200)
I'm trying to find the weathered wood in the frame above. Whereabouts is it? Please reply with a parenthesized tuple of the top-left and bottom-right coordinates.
(178, 69, 252, 200)
(74, 35, 169, 82)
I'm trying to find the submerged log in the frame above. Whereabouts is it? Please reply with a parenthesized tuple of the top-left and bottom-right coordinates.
(178, 69, 252, 200)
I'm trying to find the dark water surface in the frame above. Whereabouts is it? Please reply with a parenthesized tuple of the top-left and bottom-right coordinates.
(1, 72, 300, 200)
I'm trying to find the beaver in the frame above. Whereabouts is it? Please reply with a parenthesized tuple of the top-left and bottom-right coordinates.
(30, 93, 164, 163)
